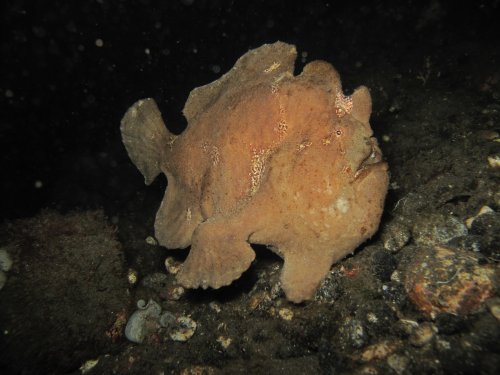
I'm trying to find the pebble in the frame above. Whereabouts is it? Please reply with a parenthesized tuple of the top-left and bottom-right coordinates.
(358, 366, 378, 375)
(409, 322, 437, 347)
(248, 291, 272, 311)
(360, 340, 398, 362)
(465, 206, 494, 228)
(340, 318, 366, 349)
(396, 319, 419, 336)
(170, 316, 197, 342)
(381, 221, 410, 252)
(278, 308, 294, 321)
(145, 236, 158, 245)
(79, 358, 99, 374)
(127, 268, 138, 285)
(387, 353, 409, 375)
(487, 155, 500, 168)
(165, 285, 185, 300)
(216, 335, 232, 349)
(165, 257, 181, 275)
(209, 301, 221, 313)
(390, 270, 402, 283)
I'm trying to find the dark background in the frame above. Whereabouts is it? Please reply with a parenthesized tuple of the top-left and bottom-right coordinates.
(1, 0, 499, 220)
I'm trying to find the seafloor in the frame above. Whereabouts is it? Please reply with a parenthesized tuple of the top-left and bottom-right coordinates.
(1, 1, 499, 374)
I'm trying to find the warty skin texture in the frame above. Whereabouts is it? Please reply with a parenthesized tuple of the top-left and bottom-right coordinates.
(121, 42, 389, 302)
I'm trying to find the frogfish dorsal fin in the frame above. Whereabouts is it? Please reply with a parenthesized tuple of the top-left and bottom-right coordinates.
(182, 41, 297, 124)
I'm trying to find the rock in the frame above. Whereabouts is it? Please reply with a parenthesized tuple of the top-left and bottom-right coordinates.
(371, 248, 397, 281)
(468, 209, 500, 259)
(403, 245, 496, 318)
(170, 316, 197, 342)
(381, 220, 411, 252)
(465, 206, 494, 229)
(412, 213, 467, 247)
(0, 210, 129, 374)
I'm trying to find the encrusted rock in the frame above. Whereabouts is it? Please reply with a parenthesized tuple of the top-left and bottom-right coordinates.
(381, 221, 411, 252)
(412, 213, 467, 247)
(403, 245, 496, 318)
(170, 316, 197, 342)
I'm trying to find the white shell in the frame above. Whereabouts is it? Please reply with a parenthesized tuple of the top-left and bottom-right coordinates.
(124, 299, 162, 343)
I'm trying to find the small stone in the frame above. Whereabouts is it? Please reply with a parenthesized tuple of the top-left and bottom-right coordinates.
(366, 312, 378, 324)
(216, 335, 232, 349)
(278, 307, 294, 321)
(339, 318, 366, 349)
(435, 338, 451, 351)
(209, 301, 221, 313)
(360, 340, 398, 362)
(358, 366, 378, 375)
(487, 155, 500, 168)
(165, 257, 181, 275)
(371, 248, 397, 281)
(165, 285, 185, 300)
(248, 291, 272, 311)
(465, 206, 494, 229)
(79, 358, 99, 374)
(409, 322, 437, 347)
(127, 268, 138, 285)
(387, 353, 409, 375)
(486, 297, 500, 320)
(145, 236, 158, 245)
(170, 316, 197, 342)
(381, 221, 410, 252)
(395, 319, 419, 336)
(390, 270, 402, 283)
